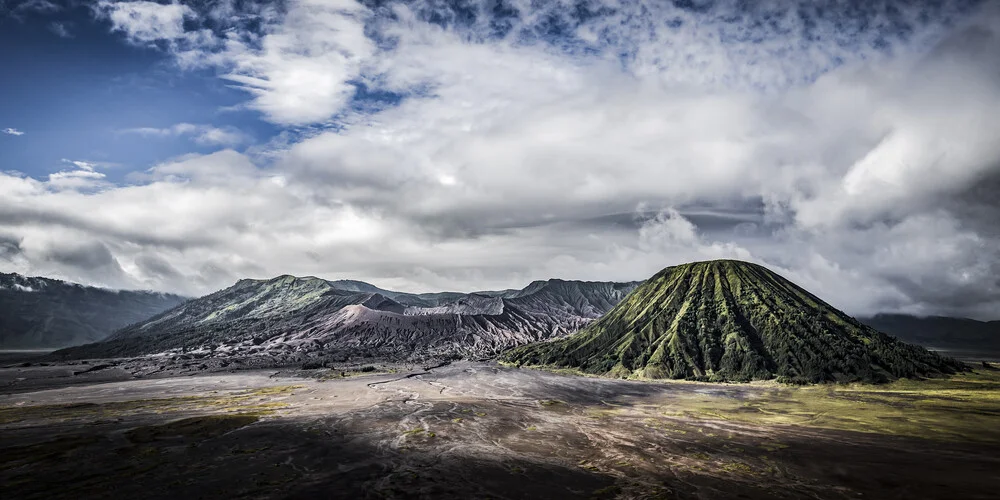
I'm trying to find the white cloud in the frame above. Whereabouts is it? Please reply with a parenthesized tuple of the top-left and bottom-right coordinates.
(49, 21, 72, 38)
(122, 123, 248, 146)
(44, 160, 109, 192)
(189, 126, 246, 147)
(46, 169, 107, 191)
(96, 0, 196, 43)
(61, 159, 97, 171)
(2, 128, 24, 136)
(207, 0, 375, 125)
(8, 0, 60, 18)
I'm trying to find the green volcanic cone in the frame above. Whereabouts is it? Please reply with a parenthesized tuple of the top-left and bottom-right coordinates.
(502, 260, 964, 383)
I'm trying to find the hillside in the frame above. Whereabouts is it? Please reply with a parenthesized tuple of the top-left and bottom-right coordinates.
(0, 273, 188, 349)
(55, 275, 640, 364)
(502, 260, 963, 383)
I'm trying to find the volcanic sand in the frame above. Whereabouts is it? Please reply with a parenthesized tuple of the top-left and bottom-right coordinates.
(2, 360, 999, 499)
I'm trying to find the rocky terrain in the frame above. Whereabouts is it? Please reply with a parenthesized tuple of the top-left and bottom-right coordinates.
(0, 273, 188, 349)
(504, 260, 964, 383)
(53, 275, 640, 367)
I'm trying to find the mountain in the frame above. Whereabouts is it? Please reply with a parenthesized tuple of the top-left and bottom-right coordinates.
(859, 314, 1000, 353)
(502, 260, 963, 383)
(54, 275, 641, 364)
(0, 272, 188, 349)
(327, 279, 445, 307)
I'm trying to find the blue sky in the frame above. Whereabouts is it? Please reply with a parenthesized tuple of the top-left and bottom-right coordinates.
(1, 0, 999, 320)
(0, 0, 979, 178)
(2, 0, 978, 180)
(0, 1, 284, 183)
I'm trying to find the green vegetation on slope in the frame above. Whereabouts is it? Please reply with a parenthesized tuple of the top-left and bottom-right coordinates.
(503, 260, 963, 383)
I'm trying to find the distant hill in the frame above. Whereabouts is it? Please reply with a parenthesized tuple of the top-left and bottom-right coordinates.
(0, 272, 188, 349)
(859, 314, 1000, 353)
(54, 275, 640, 363)
(502, 260, 963, 384)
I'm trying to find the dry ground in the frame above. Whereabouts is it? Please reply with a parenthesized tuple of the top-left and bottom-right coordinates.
(2, 359, 999, 499)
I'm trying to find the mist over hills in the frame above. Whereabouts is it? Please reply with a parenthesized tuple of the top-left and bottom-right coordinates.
(55, 275, 641, 364)
(859, 314, 1000, 353)
(0, 272, 188, 349)
(503, 260, 964, 384)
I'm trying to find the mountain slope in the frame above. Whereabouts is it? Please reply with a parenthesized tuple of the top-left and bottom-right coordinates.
(112, 275, 381, 337)
(506, 279, 640, 319)
(502, 260, 963, 383)
(0, 273, 188, 349)
(55, 275, 641, 363)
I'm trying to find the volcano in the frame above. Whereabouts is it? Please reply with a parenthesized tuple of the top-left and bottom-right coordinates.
(503, 260, 964, 383)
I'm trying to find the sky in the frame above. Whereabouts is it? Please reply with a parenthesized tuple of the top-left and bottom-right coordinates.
(1, 0, 999, 320)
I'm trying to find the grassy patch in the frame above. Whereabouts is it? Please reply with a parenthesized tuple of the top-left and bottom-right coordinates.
(317, 369, 391, 380)
(0, 385, 300, 425)
(0, 397, 201, 425)
(664, 370, 1000, 443)
(242, 385, 302, 396)
(719, 461, 755, 475)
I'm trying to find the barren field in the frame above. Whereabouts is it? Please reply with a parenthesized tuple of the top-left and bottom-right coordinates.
(2, 359, 999, 499)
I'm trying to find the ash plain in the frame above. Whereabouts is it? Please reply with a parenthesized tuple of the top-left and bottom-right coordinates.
(2, 357, 999, 500)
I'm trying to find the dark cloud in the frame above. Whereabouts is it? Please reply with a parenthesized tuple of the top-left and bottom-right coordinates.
(41, 240, 115, 269)
(0, 234, 22, 261)
(0, 204, 219, 250)
(135, 254, 182, 280)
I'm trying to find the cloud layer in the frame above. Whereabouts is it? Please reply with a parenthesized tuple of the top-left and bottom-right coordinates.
(1, 0, 999, 320)
(122, 123, 248, 146)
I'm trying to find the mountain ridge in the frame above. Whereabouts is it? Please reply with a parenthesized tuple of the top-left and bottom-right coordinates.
(55, 274, 642, 363)
(0, 272, 188, 349)
(859, 313, 1000, 353)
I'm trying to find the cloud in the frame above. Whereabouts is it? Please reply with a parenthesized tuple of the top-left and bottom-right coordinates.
(41, 159, 110, 191)
(122, 123, 248, 146)
(112, 0, 981, 127)
(2, 128, 24, 136)
(4, 0, 60, 19)
(17, 0, 58, 12)
(202, 0, 374, 125)
(96, 0, 196, 43)
(49, 21, 72, 38)
(2, 0, 998, 319)
(61, 159, 98, 170)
